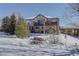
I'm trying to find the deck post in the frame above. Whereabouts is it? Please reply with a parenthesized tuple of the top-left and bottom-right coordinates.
(43, 19, 46, 34)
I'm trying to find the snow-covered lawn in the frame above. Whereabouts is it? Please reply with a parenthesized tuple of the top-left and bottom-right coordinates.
(0, 32, 79, 56)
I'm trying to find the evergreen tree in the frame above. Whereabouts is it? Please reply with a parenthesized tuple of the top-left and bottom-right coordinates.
(15, 17, 30, 38)
(2, 16, 10, 32)
(9, 14, 16, 34)
(2, 14, 16, 34)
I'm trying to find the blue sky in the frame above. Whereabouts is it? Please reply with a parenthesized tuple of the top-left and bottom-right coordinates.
(0, 3, 69, 26)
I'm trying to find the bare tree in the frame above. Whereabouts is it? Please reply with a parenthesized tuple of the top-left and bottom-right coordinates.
(70, 4, 79, 13)
(63, 3, 79, 27)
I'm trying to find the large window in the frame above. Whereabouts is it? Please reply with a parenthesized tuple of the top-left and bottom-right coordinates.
(34, 18, 45, 25)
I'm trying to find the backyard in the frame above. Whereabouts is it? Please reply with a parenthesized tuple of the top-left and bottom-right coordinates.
(0, 32, 79, 56)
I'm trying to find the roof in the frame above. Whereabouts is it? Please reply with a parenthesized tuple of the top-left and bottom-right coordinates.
(61, 24, 79, 29)
(26, 14, 59, 22)
(26, 16, 36, 19)
(26, 14, 56, 19)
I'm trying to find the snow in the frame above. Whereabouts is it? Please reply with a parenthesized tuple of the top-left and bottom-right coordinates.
(59, 34, 79, 46)
(0, 32, 79, 56)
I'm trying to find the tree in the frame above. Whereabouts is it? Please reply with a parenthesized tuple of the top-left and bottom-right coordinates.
(68, 4, 79, 27)
(63, 4, 79, 27)
(15, 16, 30, 38)
(2, 16, 10, 32)
(1, 14, 16, 34)
(8, 14, 16, 34)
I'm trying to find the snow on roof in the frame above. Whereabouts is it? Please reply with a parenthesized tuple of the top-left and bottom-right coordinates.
(26, 16, 36, 19)
(61, 24, 79, 29)
(45, 16, 54, 18)
(26, 14, 55, 19)
(25, 14, 59, 24)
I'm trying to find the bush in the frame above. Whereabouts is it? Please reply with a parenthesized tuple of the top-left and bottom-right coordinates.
(30, 37, 44, 45)
(49, 34, 59, 44)
(15, 17, 30, 38)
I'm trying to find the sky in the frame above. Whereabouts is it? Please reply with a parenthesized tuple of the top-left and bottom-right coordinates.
(0, 3, 69, 26)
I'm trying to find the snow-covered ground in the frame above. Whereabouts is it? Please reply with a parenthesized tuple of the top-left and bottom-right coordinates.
(0, 32, 79, 56)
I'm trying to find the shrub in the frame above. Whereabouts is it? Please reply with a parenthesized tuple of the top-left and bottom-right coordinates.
(30, 37, 43, 44)
(15, 17, 30, 38)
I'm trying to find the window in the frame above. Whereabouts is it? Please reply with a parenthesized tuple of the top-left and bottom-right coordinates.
(35, 18, 45, 25)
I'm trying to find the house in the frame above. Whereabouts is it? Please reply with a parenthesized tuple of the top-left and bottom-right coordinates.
(60, 25, 79, 36)
(26, 14, 59, 34)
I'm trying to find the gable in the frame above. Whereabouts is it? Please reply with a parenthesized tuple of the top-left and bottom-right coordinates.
(34, 14, 46, 21)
